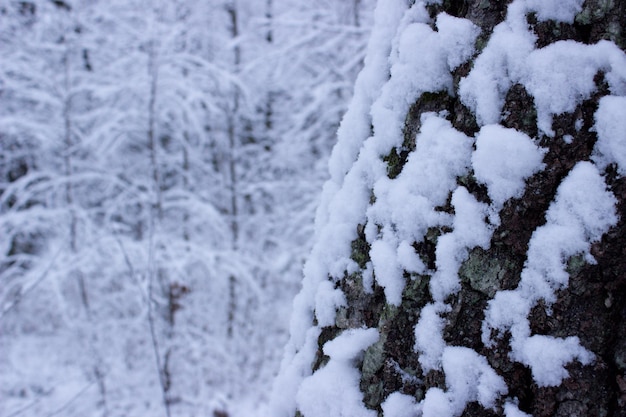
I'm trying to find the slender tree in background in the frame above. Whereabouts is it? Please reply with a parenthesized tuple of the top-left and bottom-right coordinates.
(272, 1, 626, 417)
(0, 0, 374, 416)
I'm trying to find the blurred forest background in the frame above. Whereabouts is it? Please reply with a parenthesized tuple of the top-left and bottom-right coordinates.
(0, 0, 374, 416)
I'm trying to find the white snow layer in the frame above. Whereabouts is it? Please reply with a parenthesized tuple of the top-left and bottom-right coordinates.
(414, 302, 449, 371)
(525, 0, 584, 22)
(314, 280, 346, 327)
(430, 187, 492, 302)
(381, 392, 418, 417)
(270, 1, 410, 415)
(593, 95, 626, 176)
(367, 114, 474, 305)
(473, 125, 546, 210)
(504, 402, 533, 417)
(296, 328, 379, 417)
(483, 162, 617, 386)
(370, 239, 405, 306)
(394, 347, 510, 417)
(460, 0, 626, 136)
(329, 0, 408, 183)
(272, 0, 625, 415)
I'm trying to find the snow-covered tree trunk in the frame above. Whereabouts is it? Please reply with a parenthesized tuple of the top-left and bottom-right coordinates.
(272, 1, 626, 417)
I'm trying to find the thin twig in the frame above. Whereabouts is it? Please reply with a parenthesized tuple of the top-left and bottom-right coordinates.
(45, 381, 96, 417)
(0, 241, 66, 320)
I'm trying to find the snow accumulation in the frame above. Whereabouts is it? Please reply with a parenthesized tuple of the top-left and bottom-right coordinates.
(472, 125, 546, 212)
(381, 392, 419, 417)
(504, 401, 533, 417)
(483, 161, 617, 386)
(314, 280, 347, 327)
(329, 0, 408, 184)
(593, 96, 626, 176)
(368, 114, 474, 305)
(460, 0, 626, 136)
(297, 329, 379, 417)
(271, 0, 625, 415)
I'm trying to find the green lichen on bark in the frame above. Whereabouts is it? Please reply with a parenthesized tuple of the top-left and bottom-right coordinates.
(351, 227, 371, 269)
(383, 147, 406, 180)
(361, 333, 387, 407)
(576, 0, 626, 49)
(459, 247, 512, 297)
(576, 0, 613, 24)
(566, 254, 587, 277)
(336, 271, 384, 330)
(360, 274, 431, 410)
(362, 331, 387, 380)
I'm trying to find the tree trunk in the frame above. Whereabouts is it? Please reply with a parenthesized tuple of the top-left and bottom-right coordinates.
(275, 1, 626, 416)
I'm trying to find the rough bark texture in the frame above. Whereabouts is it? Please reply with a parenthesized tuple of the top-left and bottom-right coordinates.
(309, 1, 626, 416)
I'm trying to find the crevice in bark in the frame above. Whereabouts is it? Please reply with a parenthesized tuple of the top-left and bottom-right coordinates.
(501, 84, 538, 138)
(312, 326, 341, 372)
(361, 274, 432, 411)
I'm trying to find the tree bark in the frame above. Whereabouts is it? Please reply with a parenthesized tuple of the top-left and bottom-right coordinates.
(297, 1, 626, 416)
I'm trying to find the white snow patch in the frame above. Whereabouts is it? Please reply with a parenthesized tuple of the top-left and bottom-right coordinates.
(483, 161, 617, 386)
(370, 12, 478, 156)
(524, 40, 626, 136)
(525, 0, 584, 23)
(381, 392, 419, 417)
(314, 281, 346, 327)
(441, 346, 508, 412)
(371, 239, 405, 306)
(362, 263, 375, 294)
(481, 290, 532, 347)
(504, 402, 532, 417)
(436, 13, 483, 70)
(329, 0, 408, 183)
(415, 356, 506, 417)
(430, 187, 492, 302)
(575, 118, 584, 131)
(296, 360, 376, 417)
(296, 328, 379, 417)
(593, 95, 626, 176)
(459, 7, 536, 125)
(391, 11, 479, 95)
(366, 113, 473, 240)
(414, 302, 448, 372)
(270, 327, 321, 417)
(421, 388, 454, 417)
(460, 0, 626, 135)
(323, 327, 379, 361)
(397, 240, 425, 274)
(472, 124, 546, 210)
(403, 114, 475, 206)
(512, 161, 615, 305)
(511, 334, 594, 387)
